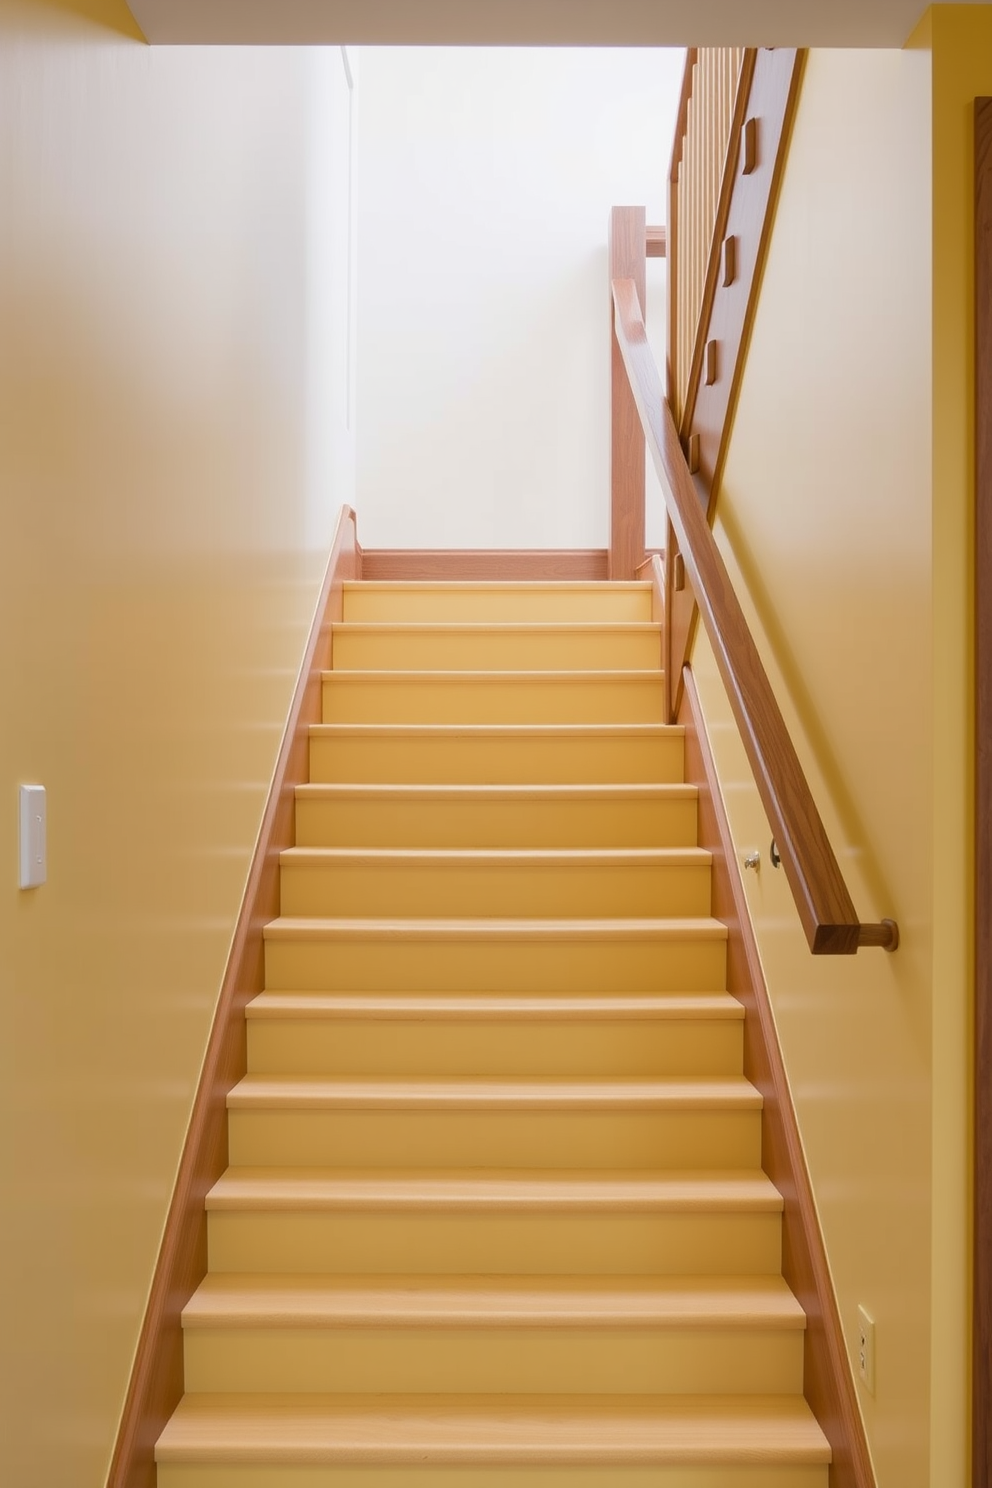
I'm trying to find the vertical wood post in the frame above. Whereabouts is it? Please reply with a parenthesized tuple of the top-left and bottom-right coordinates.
(975, 95, 992, 1488)
(609, 206, 646, 581)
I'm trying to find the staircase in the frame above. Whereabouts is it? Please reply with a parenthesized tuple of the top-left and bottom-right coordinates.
(155, 579, 831, 1488)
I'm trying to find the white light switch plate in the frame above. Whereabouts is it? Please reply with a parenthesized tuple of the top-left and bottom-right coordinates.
(19, 784, 47, 889)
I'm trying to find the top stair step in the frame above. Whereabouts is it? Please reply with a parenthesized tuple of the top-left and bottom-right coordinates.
(342, 581, 654, 624)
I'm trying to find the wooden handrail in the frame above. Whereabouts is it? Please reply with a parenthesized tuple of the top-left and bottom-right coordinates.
(611, 275, 897, 956)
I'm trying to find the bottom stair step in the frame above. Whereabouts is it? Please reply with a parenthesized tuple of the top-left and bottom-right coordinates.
(156, 1393, 831, 1488)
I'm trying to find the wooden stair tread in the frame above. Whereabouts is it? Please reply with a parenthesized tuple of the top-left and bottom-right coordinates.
(227, 1075, 761, 1110)
(157, 1392, 830, 1465)
(206, 1168, 784, 1213)
(151, 577, 834, 1484)
(263, 916, 729, 942)
(322, 669, 663, 683)
(309, 721, 681, 738)
(331, 622, 662, 635)
(295, 781, 698, 800)
(183, 1273, 805, 1328)
(279, 846, 710, 868)
(343, 581, 653, 592)
(246, 993, 745, 1021)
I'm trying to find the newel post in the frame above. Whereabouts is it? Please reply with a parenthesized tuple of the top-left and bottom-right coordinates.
(609, 206, 647, 581)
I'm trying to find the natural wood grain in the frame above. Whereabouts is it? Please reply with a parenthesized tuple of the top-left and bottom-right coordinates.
(668, 47, 699, 185)
(105, 506, 360, 1488)
(667, 48, 806, 695)
(293, 781, 696, 802)
(360, 550, 611, 580)
(263, 914, 727, 941)
(741, 115, 758, 175)
(975, 94, 992, 1488)
(183, 1273, 803, 1328)
(692, 49, 804, 514)
(609, 205, 647, 580)
(156, 1392, 829, 1467)
(205, 1167, 784, 1213)
(666, 36, 698, 420)
(227, 1073, 761, 1111)
(679, 667, 876, 1488)
(245, 992, 742, 1022)
(678, 49, 756, 439)
(645, 225, 668, 257)
(611, 277, 896, 955)
(723, 234, 738, 287)
(667, 81, 684, 408)
(646, 552, 668, 711)
(280, 845, 709, 866)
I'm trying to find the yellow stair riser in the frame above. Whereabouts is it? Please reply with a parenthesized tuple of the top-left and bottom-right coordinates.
(341, 581, 655, 624)
(206, 1209, 783, 1277)
(321, 674, 666, 725)
(182, 1324, 803, 1396)
(278, 859, 712, 920)
(159, 1464, 829, 1488)
(294, 789, 699, 849)
(245, 1018, 745, 1078)
(263, 935, 727, 994)
(226, 1108, 762, 1170)
(308, 729, 685, 785)
(331, 627, 663, 673)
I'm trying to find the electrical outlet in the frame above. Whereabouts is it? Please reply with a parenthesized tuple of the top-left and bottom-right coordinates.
(857, 1305, 876, 1394)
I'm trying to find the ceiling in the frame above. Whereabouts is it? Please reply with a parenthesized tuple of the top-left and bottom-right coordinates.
(124, 0, 953, 48)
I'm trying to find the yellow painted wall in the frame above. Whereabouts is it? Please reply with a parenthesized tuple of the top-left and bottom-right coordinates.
(922, 10, 992, 1482)
(0, 4, 354, 1484)
(688, 46, 936, 1486)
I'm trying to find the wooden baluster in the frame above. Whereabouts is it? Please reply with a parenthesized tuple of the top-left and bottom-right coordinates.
(608, 205, 646, 581)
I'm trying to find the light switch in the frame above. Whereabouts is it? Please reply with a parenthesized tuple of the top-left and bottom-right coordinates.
(19, 784, 47, 889)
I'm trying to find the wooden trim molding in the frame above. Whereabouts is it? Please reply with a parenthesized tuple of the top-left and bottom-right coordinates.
(645, 225, 668, 258)
(679, 666, 876, 1488)
(611, 276, 896, 955)
(360, 549, 611, 581)
(105, 506, 361, 1488)
(609, 205, 647, 581)
(975, 95, 992, 1488)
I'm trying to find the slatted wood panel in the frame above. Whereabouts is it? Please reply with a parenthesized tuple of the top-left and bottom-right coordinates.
(670, 47, 746, 423)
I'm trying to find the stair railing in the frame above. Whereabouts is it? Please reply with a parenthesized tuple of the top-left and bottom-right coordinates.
(609, 48, 898, 956)
(668, 45, 750, 427)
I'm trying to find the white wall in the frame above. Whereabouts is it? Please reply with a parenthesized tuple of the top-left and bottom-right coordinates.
(355, 46, 682, 549)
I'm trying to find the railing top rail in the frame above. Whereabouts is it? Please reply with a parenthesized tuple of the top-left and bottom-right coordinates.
(611, 274, 897, 956)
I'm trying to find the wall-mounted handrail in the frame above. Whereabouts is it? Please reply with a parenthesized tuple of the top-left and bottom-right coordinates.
(611, 274, 897, 956)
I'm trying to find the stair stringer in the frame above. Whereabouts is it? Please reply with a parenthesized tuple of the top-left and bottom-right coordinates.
(678, 663, 876, 1488)
(105, 506, 361, 1488)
